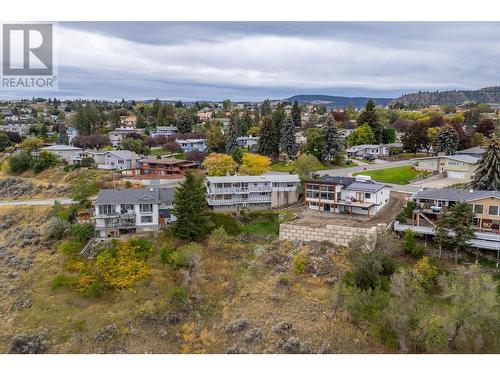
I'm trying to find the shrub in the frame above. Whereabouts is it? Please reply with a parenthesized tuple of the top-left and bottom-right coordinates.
(79, 157, 95, 167)
(58, 240, 82, 258)
(292, 250, 309, 274)
(208, 226, 230, 250)
(415, 256, 439, 289)
(170, 243, 202, 269)
(166, 286, 189, 309)
(46, 217, 70, 240)
(396, 201, 416, 224)
(207, 212, 242, 235)
(348, 252, 396, 291)
(31, 150, 58, 174)
(69, 223, 94, 243)
(159, 242, 176, 266)
(51, 275, 75, 290)
(403, 230, 424, 258)
(127, 237, 152, 260)
(8, 151, 32, 174)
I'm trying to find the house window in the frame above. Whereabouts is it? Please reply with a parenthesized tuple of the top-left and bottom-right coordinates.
(120, 204, 133, 213)
(140, 204, 153, 213)
(141, 216, 153, 223)
(489, 206, 499, 216)
(99, 205, 115, 215)
(118, 159, 124, 164)
(365, 193, 371, 199)
(474, 204, 484, 214)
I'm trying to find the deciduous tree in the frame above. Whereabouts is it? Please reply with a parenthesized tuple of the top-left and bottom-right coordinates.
(202, 153, 237, 176)
(238, 153, 271, 175)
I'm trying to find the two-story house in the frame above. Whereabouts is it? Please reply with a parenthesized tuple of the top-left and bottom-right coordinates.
(94, 187, 176, 238)
(236, 136, 259, 149)
(130, 158, 197, 177)
(206, 174, 300, 212)
(304, 175, 391, 217)
(347, 143, 402, 158)
(100, 150, 140, 170)
(409, 188, 500, 233)
(108, 127, 144, 147)
(413, 154, 480, 180)
(150, 126, 178, 138)
(176, 138, 207, 153)
(40, 144, 84, 164)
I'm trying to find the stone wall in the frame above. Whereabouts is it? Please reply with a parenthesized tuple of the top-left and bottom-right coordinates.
(279, 223, 387, 247)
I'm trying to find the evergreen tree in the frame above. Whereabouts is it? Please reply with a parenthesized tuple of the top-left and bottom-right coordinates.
(240, 110, 253, 136)
(136, 112, 146, 128)
(260, 99, 272, 117)
(176, 111, 194, 134)
(280, 116, 298, 159)
(470, 137, 500, 191)
(322, 114, 343, 163)
(172, 171, 208, 240)
(272, 103, 286, 148)
(436, 126, 459, 155)
(225, 113, 240, 153)
(258, 116, 279, 158)
(57, 125, 68, 145)
(357, 100, 383, 143)
(435, 202, 474, 263)
(291, 100, 302, 128)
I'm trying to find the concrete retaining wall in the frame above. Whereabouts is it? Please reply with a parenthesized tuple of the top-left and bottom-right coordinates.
(279, 223, 386, 247)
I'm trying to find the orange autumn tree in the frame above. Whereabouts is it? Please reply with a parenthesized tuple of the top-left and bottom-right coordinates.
(238, 153, 271, 175)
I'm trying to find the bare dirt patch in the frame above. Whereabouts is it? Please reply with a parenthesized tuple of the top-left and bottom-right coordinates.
(292, 191, 408, 228)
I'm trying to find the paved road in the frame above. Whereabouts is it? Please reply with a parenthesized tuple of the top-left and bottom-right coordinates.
(318, 159, 420, 194)
(0, 198, 74, 207)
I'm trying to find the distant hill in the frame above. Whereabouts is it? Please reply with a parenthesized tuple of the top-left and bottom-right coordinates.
(390, 86, 500, 107)
(285, 95, 392, 108)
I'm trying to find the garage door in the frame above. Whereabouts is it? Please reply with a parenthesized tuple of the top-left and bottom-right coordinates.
(448, 171, 465, 179)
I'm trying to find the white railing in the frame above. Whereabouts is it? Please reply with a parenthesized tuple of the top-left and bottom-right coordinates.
(207, 186, 272, 194)
(207, 196, 272, 205)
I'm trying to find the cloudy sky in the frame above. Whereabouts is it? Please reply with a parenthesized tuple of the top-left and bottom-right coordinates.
(2, 22, 500, 101)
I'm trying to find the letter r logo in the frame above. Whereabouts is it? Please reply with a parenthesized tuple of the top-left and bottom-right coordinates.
(2, 24, 53, 76)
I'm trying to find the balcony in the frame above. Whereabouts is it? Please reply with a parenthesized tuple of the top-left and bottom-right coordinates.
(207, 196, 272, 205)
(207, 186, 272, 194)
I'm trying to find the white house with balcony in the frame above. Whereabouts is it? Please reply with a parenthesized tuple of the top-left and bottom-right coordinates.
(305, 175, 391, 216)
(94, 187, 176, 238)
(176, 138, 207, 153)
(206, 174, 300, 213)
(150, 126, 178, 138)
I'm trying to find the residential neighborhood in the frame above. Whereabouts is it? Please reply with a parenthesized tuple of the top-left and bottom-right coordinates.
(0, 19, 499, 360)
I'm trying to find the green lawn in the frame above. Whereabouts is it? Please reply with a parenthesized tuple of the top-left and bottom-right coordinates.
(270, 160, 357, 173)
(353, 165, 428, 185)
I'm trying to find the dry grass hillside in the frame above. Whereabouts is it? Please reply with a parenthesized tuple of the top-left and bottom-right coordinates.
(0, 207, 387, 354)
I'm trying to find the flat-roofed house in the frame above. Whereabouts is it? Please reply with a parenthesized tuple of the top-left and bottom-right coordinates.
(206, 174, 300, 212)
(413, 154, 480, 180)
(94, 187, 176, 238)
(304, 175, 391, 216)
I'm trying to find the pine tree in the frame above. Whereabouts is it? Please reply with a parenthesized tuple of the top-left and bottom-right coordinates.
(172, 171, 208, 240)
(280, 116, 298, 159)
(225, 113, 240, 153)
(470, 137, 500, 191)
(260, 99, 272, 117)
(258, 116, 279, 158)
(291, 100, 302, 128)
(436, 126, 459, 155)
(322, 114, 343, 163)
(435, 202, 474, 263)
(357, 100, 382, 143)
(58, 125, 68, 145)
(176, 111, 194, 134)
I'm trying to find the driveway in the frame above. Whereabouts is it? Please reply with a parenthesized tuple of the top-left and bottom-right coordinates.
(0, 198, 74, 207)
(410, 177, 465, 189)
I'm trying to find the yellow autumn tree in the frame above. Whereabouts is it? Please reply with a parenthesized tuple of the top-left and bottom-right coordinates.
(203, 153, 237, 176)
(238, 153, 271, 175)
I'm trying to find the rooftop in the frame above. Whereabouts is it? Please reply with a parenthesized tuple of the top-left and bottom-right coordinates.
(207, 174, 300, 183)
(415, 154, 480, 164)
(140, 158, 193, 165)
(106, 150, 139, 159)
(41, 144, 82, 151)
(413, 188, 500, 203)
(95, 187, 175, 205)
